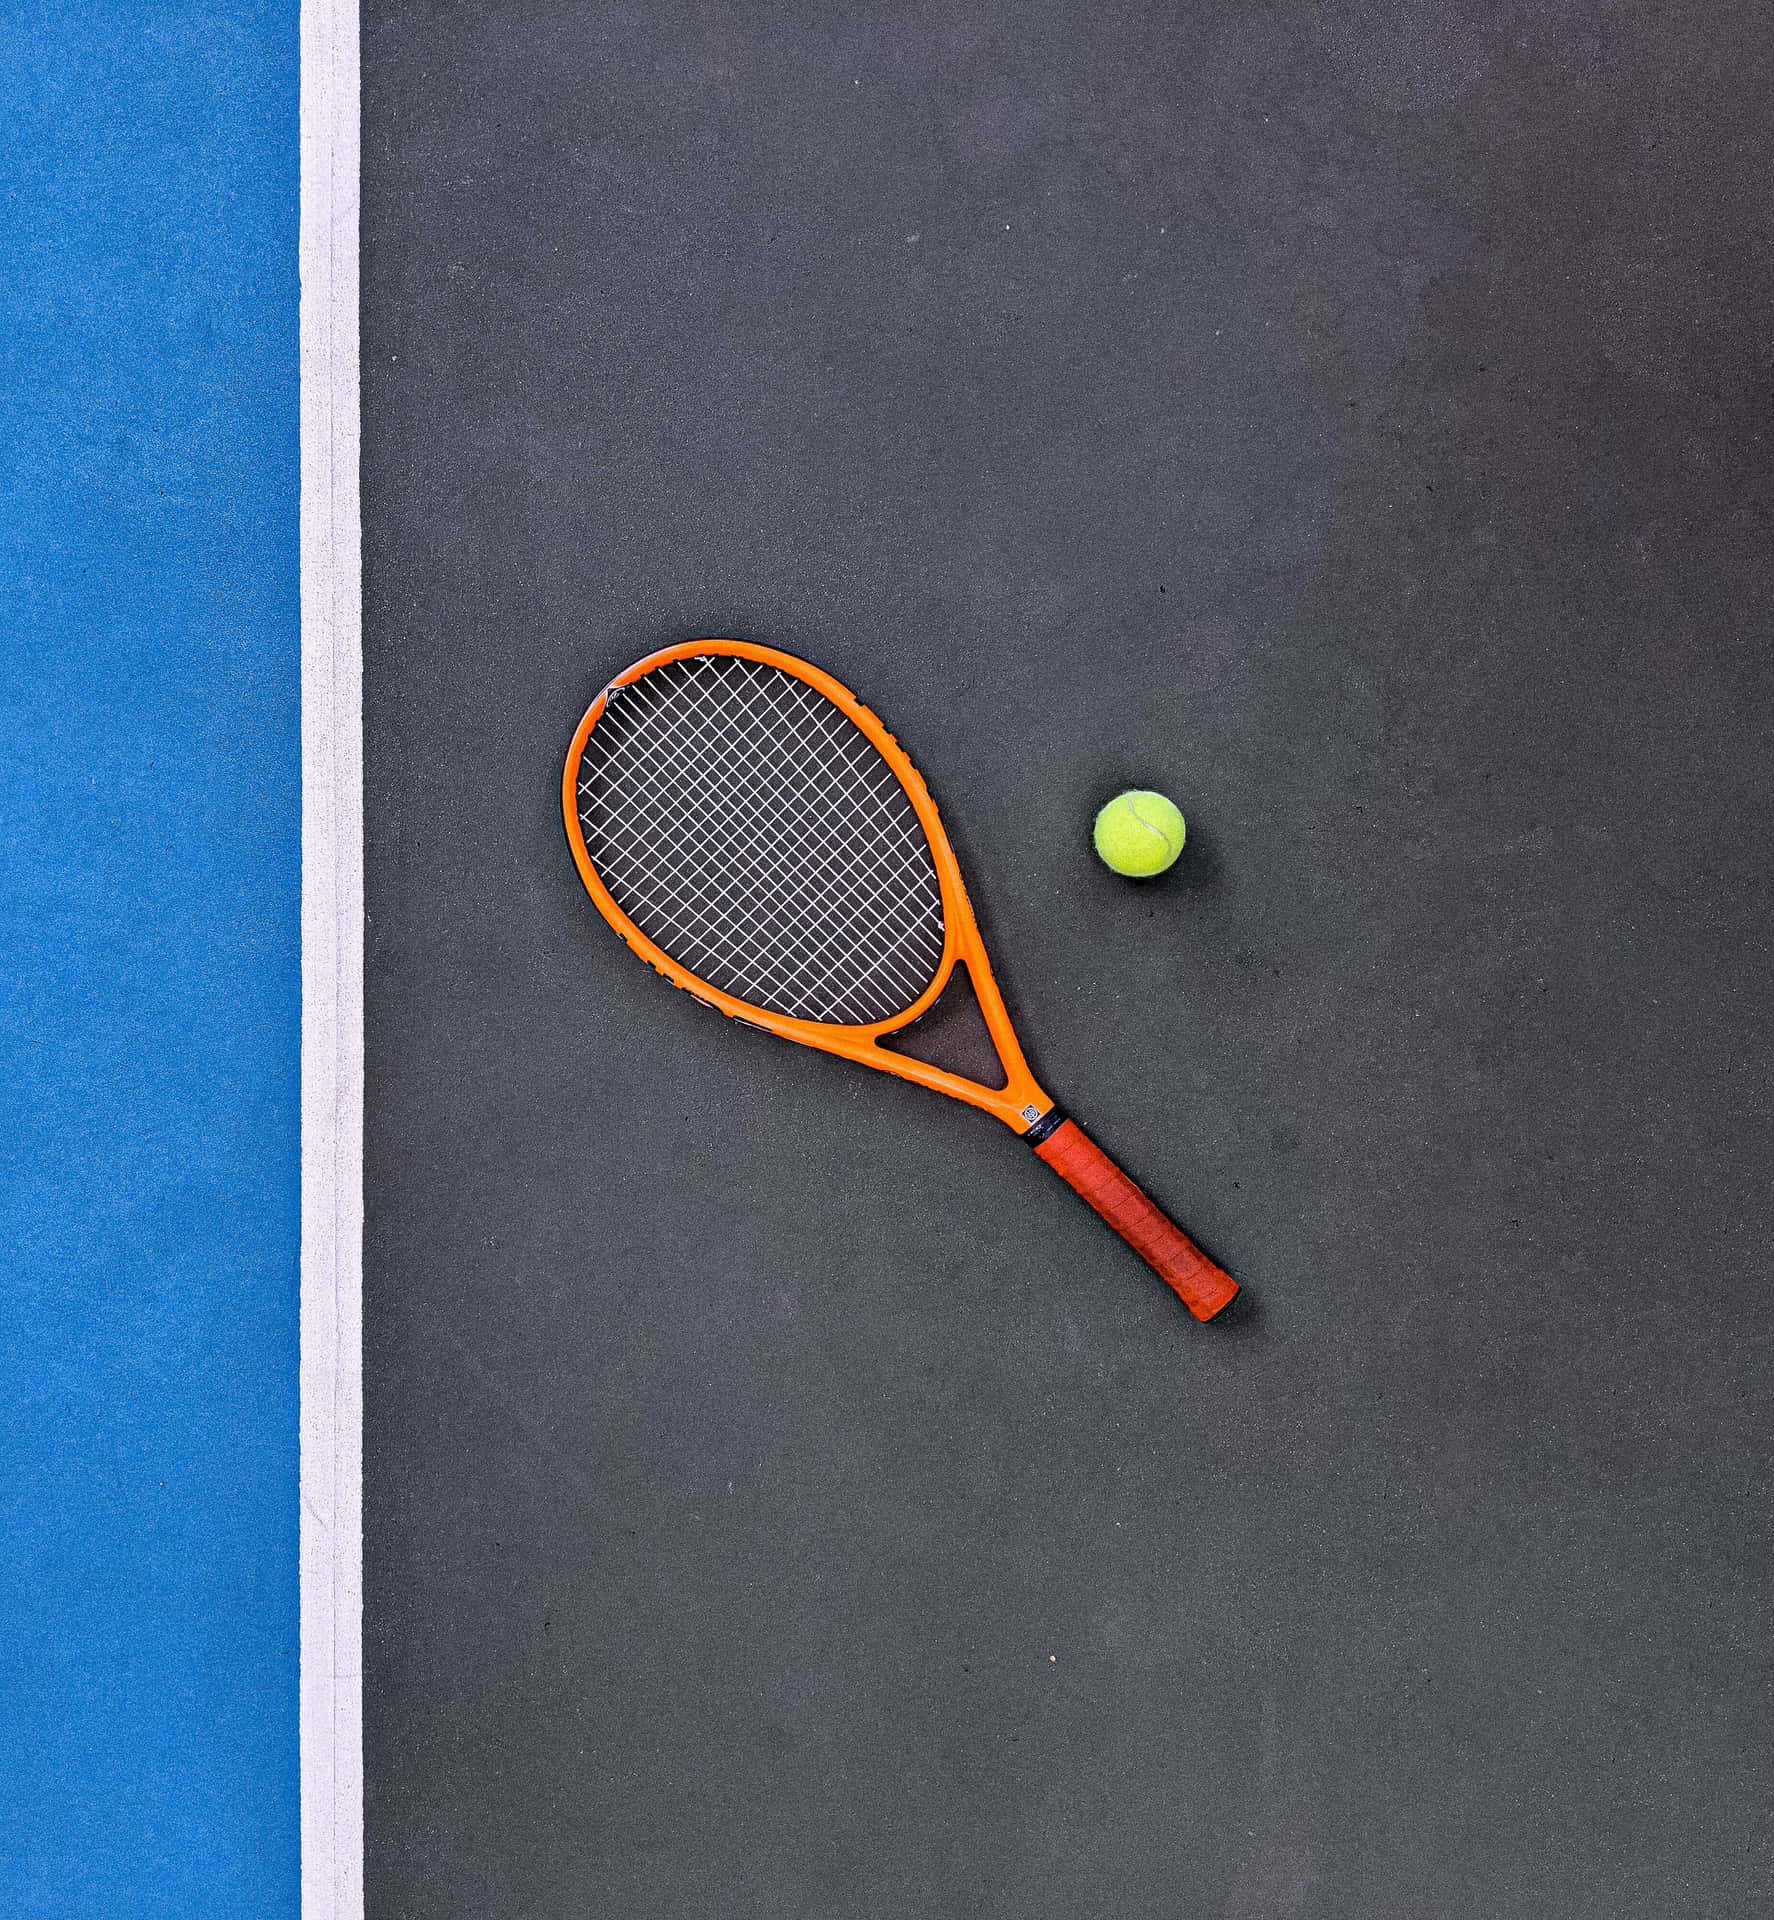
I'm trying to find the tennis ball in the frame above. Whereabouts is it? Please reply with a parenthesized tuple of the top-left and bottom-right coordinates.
(1093, 789, 1186, 877)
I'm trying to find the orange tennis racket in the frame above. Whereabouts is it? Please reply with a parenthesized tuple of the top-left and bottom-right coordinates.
(562, 639, 1239, 1322)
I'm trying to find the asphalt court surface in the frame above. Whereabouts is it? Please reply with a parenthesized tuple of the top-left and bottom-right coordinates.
(362, 6, 1774, 1913)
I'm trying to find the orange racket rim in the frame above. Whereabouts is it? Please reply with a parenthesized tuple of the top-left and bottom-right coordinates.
(561, 638, 1051, 1131)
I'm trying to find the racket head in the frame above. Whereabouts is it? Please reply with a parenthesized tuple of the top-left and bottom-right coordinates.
(562, 639, 1049, 1128)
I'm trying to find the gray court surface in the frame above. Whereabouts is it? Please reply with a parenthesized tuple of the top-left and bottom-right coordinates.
(361, 7, 1774, 1914)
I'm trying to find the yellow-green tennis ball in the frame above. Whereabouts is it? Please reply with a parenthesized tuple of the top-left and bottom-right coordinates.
(1093, 789, 1186, 877)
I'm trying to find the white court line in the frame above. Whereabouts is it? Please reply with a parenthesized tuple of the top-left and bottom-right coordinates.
(300, 0, 363, 1913)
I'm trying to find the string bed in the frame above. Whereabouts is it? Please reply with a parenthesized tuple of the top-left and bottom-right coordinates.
(576, 653, 946, 1025)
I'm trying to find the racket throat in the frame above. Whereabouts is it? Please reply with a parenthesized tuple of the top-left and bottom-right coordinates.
(876, 960, 1010, 1092)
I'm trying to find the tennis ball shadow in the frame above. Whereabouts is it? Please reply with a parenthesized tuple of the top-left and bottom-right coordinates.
(1153, 819, 1223, 897)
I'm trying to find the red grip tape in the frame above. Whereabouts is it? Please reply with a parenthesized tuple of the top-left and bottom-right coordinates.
(1033, 1119, 1239, 1322)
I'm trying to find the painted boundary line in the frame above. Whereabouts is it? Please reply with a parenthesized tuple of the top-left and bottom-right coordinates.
(299, 0, 363, 1913)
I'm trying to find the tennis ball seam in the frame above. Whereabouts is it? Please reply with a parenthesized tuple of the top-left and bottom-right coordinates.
(1124, 796, 1179, 853)
(1093, 790, 1185, 876)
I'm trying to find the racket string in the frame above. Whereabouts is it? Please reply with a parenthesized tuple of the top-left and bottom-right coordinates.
(577, 654, 947, 1025)
(612, 662, 943, 1012)
(588, 674, 939, 1010)
(595, 669, 936, 963)
(586, 669, 939, 1022)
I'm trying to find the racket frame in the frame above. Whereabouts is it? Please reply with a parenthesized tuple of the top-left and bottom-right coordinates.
(562, 638, 1056, 1133)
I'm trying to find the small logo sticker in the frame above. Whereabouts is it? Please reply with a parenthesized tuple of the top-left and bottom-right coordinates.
(1020, 1103, 1042, 1124)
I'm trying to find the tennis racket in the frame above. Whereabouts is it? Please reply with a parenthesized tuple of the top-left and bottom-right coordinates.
(561, 639, 1239, 1322)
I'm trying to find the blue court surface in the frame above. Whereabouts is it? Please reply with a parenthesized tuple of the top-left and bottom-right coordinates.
(0, 8, 300, 1915)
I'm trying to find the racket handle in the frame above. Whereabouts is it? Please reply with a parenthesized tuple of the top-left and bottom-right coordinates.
(1030, 1117, 1239, 1322)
